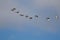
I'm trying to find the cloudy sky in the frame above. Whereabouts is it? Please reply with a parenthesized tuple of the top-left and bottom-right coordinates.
(0, 0, 60, 40)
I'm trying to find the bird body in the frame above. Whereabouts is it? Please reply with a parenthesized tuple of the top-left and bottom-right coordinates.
(11, 8, 16, 11)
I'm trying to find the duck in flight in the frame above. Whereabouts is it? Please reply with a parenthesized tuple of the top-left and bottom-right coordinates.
(29, 17, 32, 19)
(35, 15, 38, 18)
(46, 17, 50, 21)
(11, 8, 16, 11)
(19, 14, 24, 16)
(16, 11, 19, 14)
(25, 15, 29, 18)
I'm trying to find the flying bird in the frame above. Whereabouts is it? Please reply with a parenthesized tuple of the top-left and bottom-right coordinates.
(35, 15, 38, 18)
(46, 17, 50, 21)
(19, 14, 24, 16)
(16, 11, 19, 14)
(25, 15, 29, 18)
(11, 8, 16, 11)
(29, 17, 32, 19)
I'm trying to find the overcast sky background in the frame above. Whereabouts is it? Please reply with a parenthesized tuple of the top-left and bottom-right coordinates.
(0, 0, 60, 40)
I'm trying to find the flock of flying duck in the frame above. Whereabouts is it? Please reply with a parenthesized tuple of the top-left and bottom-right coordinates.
(11, 8, 59, 22)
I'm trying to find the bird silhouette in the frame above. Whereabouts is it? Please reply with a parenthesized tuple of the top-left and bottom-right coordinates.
(16, 11, 19, 14)
(11, 8, 16, 11)
(29, 17, 32, 19)
(19, 14, 24, 16)
(35, 15, 38, 18)
(25, 15, 29, 18)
